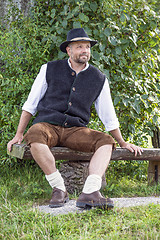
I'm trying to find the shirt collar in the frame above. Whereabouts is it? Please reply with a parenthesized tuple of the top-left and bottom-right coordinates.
(67, 59, 89, 72)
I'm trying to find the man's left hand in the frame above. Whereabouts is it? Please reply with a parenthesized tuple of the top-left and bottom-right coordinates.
(120, 142, 143, 156)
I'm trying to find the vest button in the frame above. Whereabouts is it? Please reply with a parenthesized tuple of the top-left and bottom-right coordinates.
(69, 102, 72, 106)
(71, 72, 75, 76)
(72, 87, 75, 91)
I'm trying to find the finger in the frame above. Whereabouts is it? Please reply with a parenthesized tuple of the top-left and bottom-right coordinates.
(127, 145, 134, 153)
(128, 145, 138, 156)
(137, 148, 142, 155)
(137, 147, 143, 155)
(133, 147, 138, 156)
(132, 145, 139, 156)
(136, 146, 142, 156)
(7, 142, 12, 152)
(134, 146, 144, 156)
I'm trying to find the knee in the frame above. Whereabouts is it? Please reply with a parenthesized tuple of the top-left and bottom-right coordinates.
(30, 142, 48, 150)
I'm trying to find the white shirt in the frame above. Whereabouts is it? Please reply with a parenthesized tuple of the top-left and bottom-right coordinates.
(22, 61, 119, 131)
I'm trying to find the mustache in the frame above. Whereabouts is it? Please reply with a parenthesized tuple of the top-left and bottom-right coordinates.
(79, 53, 89, 57)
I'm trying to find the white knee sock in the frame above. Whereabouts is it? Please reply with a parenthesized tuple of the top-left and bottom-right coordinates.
(82, 174, 102, 194)
(45, 170, 66, 192)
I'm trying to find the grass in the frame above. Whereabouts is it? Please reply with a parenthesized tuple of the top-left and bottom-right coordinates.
(0, 160, 160, 239)
(1, 202, 160, 239)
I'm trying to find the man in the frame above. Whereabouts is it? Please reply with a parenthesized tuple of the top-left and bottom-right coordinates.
(8, 28, 143, 209)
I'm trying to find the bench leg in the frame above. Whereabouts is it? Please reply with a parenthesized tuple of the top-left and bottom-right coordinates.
(59, 161, 106, 194)
(148, 161, 160, 184)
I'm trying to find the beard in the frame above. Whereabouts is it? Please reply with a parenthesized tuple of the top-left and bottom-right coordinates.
(72, 53, 90, 64)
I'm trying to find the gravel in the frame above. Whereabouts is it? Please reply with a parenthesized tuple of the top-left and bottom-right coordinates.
(36, 196, 160, 216)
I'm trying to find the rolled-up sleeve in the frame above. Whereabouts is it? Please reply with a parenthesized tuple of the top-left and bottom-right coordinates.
(95, 79, 119, 131)
(22, 64, 48, 115)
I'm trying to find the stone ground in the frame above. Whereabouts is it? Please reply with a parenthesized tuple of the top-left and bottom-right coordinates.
(35, 196, 160, 216)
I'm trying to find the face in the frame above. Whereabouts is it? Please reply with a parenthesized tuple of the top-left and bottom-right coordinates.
(66, 41, 91, 64)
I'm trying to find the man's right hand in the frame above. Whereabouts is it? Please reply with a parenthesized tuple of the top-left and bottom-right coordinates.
(7, 134, 23, 152)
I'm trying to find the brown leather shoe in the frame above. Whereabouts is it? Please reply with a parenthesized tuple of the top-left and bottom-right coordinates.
(49, 188, 69, 208)
(76, 191, 114, 209)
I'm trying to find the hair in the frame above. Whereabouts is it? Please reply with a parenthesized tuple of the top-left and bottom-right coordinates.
(67, 43, 73, 49)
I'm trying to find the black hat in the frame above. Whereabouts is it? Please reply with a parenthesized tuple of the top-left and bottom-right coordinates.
(60, 28, 98, 53)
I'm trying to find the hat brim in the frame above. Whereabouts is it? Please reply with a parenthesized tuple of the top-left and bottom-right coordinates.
(60, 39, 98, 53)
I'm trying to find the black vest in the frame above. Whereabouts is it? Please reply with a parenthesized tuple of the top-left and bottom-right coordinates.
(33, 59, 105, 127)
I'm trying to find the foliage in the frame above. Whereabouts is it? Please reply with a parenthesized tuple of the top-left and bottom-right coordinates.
(0, 0, 160, 161)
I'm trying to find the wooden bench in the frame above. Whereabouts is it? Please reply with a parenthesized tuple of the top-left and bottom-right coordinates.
(8, 144, 160, 194)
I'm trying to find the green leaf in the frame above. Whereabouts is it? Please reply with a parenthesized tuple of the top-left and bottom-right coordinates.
(132, 33, 138, 43)
(150, 20, 157, 29)
(90, 2, 98, 11)
(120, 14, 126, 22)
(73, 22, 81, 29)
(142, 65, 148, 74)
(62, 20, 67, 28)
(128, 124, 135, 133)
(104, 70, 110, 80)
(104, 28, 112, 37)
(99, 43, 105, 52)
(115, 46, 122, 55)
(141, 94, 148, 100)
(79, 13, 89, 22)
(122, 98, 129, 107)
(125, 13, 130, 21)
(108, 36, 118, 46)
(92, 51, 101, 61)
(120, 39, 129, 45)
(152, 115, 158, 124)
(51, 9, 56, 18)
(114, 96, 120, 106)
(132, 100, 141, 114)
(103, 56, 110, 65)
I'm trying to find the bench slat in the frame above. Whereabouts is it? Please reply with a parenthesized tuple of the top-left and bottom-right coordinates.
(7, 144, 160, 161)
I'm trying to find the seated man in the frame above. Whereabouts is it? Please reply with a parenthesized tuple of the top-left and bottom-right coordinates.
(8, 28, 143, 209)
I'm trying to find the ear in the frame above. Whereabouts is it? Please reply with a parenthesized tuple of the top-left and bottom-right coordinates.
(66, 46, 71, 56)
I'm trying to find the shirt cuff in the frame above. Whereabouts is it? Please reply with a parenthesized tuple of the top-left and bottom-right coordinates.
(104, 119, 119, 132)
(22, 102, 37, 116)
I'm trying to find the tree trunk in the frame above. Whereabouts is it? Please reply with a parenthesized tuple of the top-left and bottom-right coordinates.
(59, 161, 106, 194)
(152, 126, 160, 148)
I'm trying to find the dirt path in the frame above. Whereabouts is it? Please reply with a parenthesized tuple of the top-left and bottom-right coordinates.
(35, 196, 160, 216)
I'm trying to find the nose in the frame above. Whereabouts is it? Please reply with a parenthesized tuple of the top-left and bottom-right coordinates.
(81, 46, 90, 53)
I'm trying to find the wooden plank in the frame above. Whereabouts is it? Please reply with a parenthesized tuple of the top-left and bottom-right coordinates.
(7, 144, 160, 161)
(148, 161, 160, 184)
